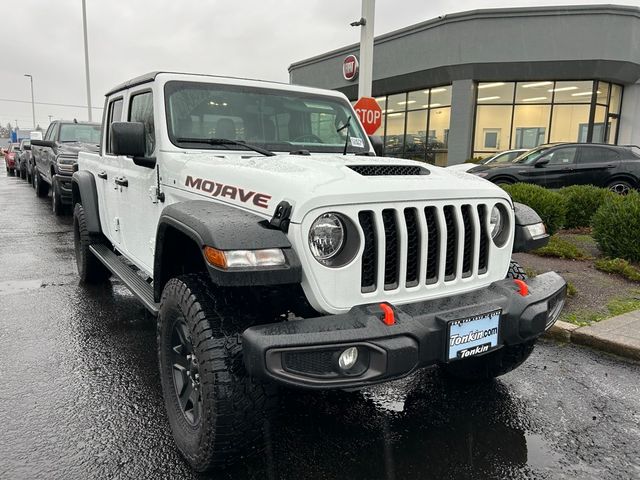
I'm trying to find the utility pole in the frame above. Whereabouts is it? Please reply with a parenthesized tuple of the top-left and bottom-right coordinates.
(82, 0, 93, 121)
(24, 74, 35, 128)
(357, 0, 375, 99)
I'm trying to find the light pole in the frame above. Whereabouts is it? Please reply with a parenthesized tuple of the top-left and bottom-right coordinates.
(355, 0, 375, 99)
(24, 74, 36, 128)
(82, 0, 92, 121)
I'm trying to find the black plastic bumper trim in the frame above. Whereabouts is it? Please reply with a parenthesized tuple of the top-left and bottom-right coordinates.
(242, 272, 566, 389)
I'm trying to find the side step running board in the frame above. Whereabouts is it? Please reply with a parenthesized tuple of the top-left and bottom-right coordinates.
(90, 244, 159, 315)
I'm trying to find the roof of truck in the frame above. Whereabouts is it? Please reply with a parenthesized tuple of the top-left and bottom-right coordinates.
(105, 71, 296, 97)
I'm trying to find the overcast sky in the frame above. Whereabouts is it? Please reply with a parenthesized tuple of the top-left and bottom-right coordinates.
(1, 0, 638, 130)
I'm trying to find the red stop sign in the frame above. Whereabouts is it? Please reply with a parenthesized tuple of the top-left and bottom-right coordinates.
(354, 97, 382, 135)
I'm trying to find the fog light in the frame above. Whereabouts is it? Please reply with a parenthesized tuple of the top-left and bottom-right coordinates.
(338, 347, 359, 371)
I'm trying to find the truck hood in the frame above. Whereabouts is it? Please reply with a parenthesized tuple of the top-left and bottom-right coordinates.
(171, 152, 511, 223)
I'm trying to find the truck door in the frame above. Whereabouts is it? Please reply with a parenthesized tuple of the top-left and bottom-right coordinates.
(117, 89, 163, 273)
(96, 97, 125, 247)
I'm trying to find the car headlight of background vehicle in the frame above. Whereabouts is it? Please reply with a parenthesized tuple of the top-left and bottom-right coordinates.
(309, 213, 345, 263)
(56, 155, 77, 173)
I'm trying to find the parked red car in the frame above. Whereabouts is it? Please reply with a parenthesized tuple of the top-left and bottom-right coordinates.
(4, 144, 18, 176)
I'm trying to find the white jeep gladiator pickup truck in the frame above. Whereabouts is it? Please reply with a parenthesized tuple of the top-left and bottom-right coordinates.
(73, 71, 566, 472)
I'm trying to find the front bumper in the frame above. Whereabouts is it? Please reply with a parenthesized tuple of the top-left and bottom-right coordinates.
(53, 174, 73, 204)
(243, 272, 566, 389)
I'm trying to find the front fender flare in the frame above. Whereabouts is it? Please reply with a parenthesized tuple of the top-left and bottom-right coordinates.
(71, 171, 101, 234)
(154, 200, 302, 294)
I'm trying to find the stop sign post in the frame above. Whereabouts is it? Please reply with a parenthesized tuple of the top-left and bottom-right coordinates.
(354, 97, 382, 135)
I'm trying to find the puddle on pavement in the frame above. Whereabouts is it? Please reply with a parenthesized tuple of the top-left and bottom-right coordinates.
(0, 279, 42, 295)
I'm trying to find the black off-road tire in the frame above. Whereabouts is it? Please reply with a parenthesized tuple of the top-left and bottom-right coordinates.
(35, 169, 49, 198)
(440, 340, 536, 382)
(20, 166, 26, 180)
(73, 203, 111, 283)
(506, 260, 527, 280)
(52, 177, 64, 216)
(158, 274, 277, 472)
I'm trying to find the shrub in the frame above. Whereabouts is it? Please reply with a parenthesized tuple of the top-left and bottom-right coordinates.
(533, 235, 590, 260)
(502, 183, 566, 235)
(559, 185, 616, 229)
(592, 191, 640, 262)
(594, 257, 640, 282)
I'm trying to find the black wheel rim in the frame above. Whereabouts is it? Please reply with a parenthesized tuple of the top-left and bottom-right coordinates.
(609, 183, 630, 195)
(170, 319, 202, 426)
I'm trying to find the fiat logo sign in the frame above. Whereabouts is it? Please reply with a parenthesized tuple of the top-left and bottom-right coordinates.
(342, 55, 359, 81)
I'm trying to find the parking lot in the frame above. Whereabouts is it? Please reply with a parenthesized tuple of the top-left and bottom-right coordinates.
(0, 166, 639, 480)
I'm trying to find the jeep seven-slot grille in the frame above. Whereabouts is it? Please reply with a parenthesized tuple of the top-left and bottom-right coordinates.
(358, 204, 491, 291)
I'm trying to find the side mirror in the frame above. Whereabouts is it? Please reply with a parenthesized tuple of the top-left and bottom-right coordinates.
(31, 139, 55, 148)
(111, 122, 156, 168)
(368, 135, 384, 156)
(535, 157, 550, 168)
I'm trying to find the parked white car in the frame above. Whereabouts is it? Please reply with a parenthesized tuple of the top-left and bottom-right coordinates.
(448, 149, 528, 172)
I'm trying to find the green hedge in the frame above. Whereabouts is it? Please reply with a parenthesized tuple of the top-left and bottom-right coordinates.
(592, 191, 640, 262)
(502, 183, 566, 235)
(559, 185, 617, 229)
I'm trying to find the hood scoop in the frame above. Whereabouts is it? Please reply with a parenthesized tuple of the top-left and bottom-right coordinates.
(347, 164, 430, 176)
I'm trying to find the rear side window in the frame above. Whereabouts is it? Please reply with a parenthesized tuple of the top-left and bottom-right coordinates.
(579, 147, 619, 164)
(106, 98, 123, 154)
(128, 91, 155, 156)
(544, 147, 577, 165)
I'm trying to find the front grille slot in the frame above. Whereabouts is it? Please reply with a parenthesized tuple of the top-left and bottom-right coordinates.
(443, 206, 457, 280)
(404, 208, 420, 287)
(283, 350, 338, 376)
(382, 209, 399, 290)
(359, 211, 377, 292)
(477, 205, 489, 274)
(461, 205, 474, 278)
(425, 207, 439, 284)
(357, 202, 492, 291)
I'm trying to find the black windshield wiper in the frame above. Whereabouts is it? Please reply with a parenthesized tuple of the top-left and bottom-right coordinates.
(337, 116, 351, 156)
(176, 137, 275, 157)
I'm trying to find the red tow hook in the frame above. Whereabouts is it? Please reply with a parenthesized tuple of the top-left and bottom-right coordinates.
(379, 303, 395, 326)
(513, 279, 529, 296)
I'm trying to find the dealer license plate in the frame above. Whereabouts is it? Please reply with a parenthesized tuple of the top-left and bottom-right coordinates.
(447, 310, 501, 361)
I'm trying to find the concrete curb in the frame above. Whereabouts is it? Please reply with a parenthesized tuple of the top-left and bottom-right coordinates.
(544, 311, 640, 361)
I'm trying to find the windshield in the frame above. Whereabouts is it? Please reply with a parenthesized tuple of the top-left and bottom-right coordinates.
(59, 124, 101, 143)
(164, 81, 369, 154)
(514, 147, 551, 165)
(20, 140, 30, 148)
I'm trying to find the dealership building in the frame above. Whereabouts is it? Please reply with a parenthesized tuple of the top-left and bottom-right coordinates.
(289, 4, 640, 166)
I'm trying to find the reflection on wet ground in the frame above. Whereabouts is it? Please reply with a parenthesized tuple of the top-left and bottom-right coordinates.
(1, 167, 639, 480)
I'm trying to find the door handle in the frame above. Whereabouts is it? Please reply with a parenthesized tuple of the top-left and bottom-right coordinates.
(606, 164, 616, 168)
(114, 177, 128, 187)
(97, 171, 107, 179)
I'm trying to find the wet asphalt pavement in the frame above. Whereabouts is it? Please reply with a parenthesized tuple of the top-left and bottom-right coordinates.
(0, 166, 639, 480)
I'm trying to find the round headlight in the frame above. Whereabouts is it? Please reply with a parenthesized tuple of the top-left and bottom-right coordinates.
(309, 213, 345, 262)
(490, 205, 504, 239)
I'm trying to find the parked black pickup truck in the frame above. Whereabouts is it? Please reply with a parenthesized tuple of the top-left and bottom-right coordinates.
(31, 120, 100, 215)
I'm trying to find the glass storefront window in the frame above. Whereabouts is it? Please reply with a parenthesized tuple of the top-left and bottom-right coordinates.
(477, 82, 514, 104)
(512, 105, 551, 148)
(552, 81, 593, 103)
(407, 90, 430, 109)
(428, 107, 450, 166)
(550, 105, 590, 143)
(384, 112, 405, 157)
(515, 81, 553, 103)
(596, 82, 610, 105)
(474, 105, 513, 153)
(386, 93, 407, 115)
(473, 79, 623, 155)
(404, 110, 427, 161)
(610, 84, 622, 114)
(430, 86, 452, 107)
(592, 105, 607, 143)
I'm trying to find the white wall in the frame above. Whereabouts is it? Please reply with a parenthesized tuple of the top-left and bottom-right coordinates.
(618, 83, 640, 146)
